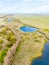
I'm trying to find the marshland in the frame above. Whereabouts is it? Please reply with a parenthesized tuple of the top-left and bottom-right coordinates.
(0, 15, 49, 65)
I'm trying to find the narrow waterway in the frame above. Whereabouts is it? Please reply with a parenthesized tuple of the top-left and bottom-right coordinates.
(31, 41, 49, 65)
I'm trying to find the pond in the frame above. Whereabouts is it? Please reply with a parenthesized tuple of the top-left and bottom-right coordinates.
(20, 26, 38, 32)
(31, 41, 49, 65)
(8, 18, 12, 22)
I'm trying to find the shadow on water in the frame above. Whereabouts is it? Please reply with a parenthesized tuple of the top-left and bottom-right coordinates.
(31, 41, 49, 65)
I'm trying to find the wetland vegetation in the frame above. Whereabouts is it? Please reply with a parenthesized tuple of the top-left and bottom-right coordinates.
(0, 15, 49, 65)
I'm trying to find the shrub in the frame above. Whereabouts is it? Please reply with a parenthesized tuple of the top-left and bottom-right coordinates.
(0, 49, 8, 64)
(0, 38, 3, 44)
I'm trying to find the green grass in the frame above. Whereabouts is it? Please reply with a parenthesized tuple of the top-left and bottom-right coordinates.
(12, 32, 47, 65)
(0, 49, 8, 64)
(0, 15, 49, 65)
(0, 26, 17, 65)
(15, 15, 49, 29)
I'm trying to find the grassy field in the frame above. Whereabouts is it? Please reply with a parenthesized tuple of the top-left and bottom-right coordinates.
(14, 15, 49, 29)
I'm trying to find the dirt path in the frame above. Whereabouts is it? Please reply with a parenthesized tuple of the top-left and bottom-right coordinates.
(3, 23, 21, 65)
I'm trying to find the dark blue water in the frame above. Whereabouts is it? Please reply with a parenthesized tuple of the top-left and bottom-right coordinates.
(31, 41, 49, 65)
(8, 18, 12, 22)
(20, 26, 37, 32)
